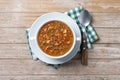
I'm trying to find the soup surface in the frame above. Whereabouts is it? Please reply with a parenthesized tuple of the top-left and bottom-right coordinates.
(37, 21, 74, 56)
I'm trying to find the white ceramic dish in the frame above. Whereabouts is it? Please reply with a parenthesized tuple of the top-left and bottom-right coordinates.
(29, 12, 81, 64)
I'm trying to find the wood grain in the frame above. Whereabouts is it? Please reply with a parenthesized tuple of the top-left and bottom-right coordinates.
(74, 0, 120, 3)
(0, 13, 120, 28)
(0, 28, 27, 43)
(0, 60, 120, 75)
(0, 28, 120, 43)
(0, 0, 119, 13)
(0, 75, 120, 80)
(0, 44, 30, 59)
(0, 44, 119, 59)
(0, 0, 120, 79)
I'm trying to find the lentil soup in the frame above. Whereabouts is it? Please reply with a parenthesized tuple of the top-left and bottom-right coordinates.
(37, 21, 74, 56)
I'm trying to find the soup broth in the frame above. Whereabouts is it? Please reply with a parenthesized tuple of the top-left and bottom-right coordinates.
(37, 21, 74, 56)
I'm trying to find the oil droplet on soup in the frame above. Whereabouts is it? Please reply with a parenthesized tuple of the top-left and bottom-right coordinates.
(37, 21, 74, 56)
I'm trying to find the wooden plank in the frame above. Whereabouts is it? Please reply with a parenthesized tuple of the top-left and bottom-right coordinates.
(0, 75, 120, 80)
(0, 44, 120, 59)
(91, 13, 120, 27)
(0, 0, 120, 3)
(0, 28, 120, 43)
(1, 0, 120, 3)
(0, 0, 119, 79)
(73, 0, 120, 3)
(95, 28, 120, 43)
(0, 0, 119, 12)
(0, 44, 30, 59)
(0, 28, 27, 43)
(0, 60, 120, 75)
(88, 44, 120, 59)
(0, 13, 120, 28)
(0, 13, 42, 28)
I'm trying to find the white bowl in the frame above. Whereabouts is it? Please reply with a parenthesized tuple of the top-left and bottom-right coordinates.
(29, 12, 81, 64)
(37, 20, 76, 59)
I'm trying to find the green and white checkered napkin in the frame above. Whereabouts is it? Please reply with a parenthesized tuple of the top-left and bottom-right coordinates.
(26, 6, 98, 68)
(64, 6, 98, 48)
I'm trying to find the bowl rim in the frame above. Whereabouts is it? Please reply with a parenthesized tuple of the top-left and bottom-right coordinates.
(29, 12, 81, 64)
(36, 20, 76, 59)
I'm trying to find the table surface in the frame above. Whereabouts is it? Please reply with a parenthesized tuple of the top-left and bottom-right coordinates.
(0, 0, 120, 80)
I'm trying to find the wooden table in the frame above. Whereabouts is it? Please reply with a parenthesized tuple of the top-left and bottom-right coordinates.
(0, 0, 120, 80)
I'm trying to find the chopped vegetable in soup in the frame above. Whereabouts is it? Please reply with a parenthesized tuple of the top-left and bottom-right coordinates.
(37, 21, 74, 56)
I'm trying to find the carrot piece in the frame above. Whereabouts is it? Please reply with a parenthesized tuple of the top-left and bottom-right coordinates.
(45, 46, 49, 50)
(55, 32, 62, 36)
(66, 41, 71, 44)
(46, 40, 50, 43)
(63, 29, 67, 33)
(45, 35, 50, 40)
(49, 26, 54, 29)
(63, 34, 67, 37)
(50, 50, 53, 53)
(54, 42, 59, 46)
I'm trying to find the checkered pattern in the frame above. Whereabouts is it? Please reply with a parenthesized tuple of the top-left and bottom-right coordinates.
(26, 29, 61, 69)
(25, 6, 99, 68)
(26, 29, 37, 60)
(65, 6, 98, 48)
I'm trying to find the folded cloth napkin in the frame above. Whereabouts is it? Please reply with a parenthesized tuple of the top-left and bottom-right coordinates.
(64, 6, 98, 48)
(25, 6, 99, 69)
